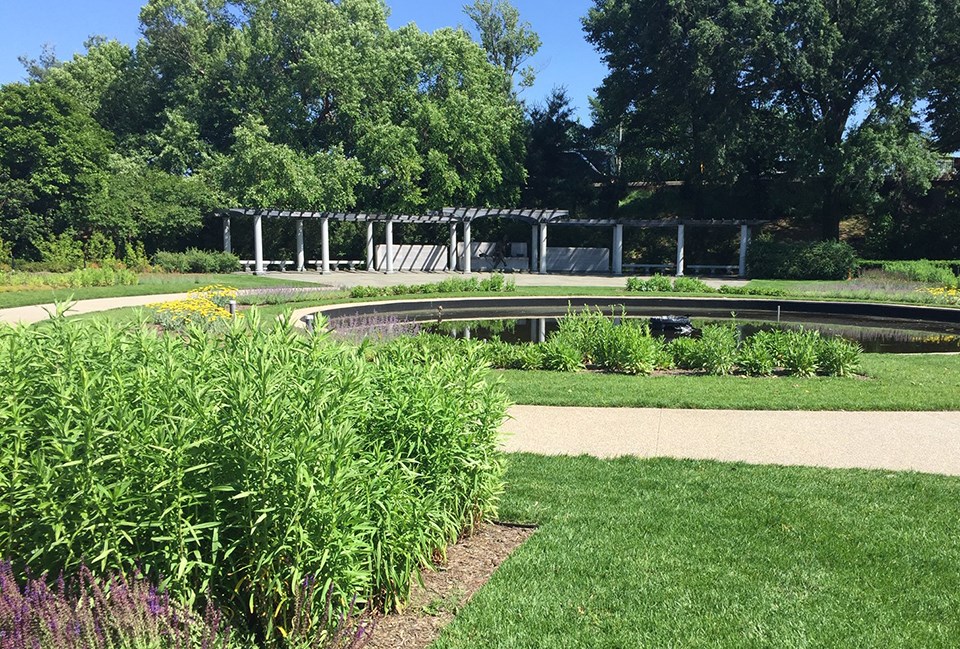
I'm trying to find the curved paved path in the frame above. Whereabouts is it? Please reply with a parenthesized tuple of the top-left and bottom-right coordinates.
(502, 405, 960, 476)
(0, 293, 189, 325)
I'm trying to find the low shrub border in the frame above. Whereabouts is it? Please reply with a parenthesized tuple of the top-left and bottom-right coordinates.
(387, 309, 862, 378)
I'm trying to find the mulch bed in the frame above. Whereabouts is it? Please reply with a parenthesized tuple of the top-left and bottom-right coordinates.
(364, 523, 535, 649)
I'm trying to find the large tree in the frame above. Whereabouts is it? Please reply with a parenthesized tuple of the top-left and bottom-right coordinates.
(0, 82, 113, 256)
(464, 0, 542, 95)
(584, 0, 955, 238)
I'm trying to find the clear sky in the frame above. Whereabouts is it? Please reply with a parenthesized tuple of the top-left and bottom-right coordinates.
(0, 0, 607, 123)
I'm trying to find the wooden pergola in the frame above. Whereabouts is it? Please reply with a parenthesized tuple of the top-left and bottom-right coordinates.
(222, 207, 765, 276)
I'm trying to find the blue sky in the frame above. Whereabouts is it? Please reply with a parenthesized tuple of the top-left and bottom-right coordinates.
(0, 0, 607, 123)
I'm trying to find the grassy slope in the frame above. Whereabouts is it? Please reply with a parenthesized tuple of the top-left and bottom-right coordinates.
(496, 353, 960, 411)
(434, 454, 960, 649)
(0, 274, 308, 309)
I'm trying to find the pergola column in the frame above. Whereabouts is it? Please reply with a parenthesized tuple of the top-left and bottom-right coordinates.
(538, 223, 548, 274)
(448, 223, 458, 271)
(462, 220, 472, 274)
(295, 219, 305, 272)
(739, 224, 751, 277)
(384, 220, 395, 273)
(612, 224, 624, 275)
(320, 217, 331, 274)
(365, 222, 375, 271)
(223, 216, 232, 254)
(253, 213, 265, 275)
(530, 224, 539, 272)
(675, 224, 685, 277)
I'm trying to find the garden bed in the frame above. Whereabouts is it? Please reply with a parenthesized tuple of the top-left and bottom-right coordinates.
(367, 523, 535, 649)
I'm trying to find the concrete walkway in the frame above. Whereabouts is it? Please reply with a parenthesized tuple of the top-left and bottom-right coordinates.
(502, 405, 960, 476)
(0, 293, 189, 325)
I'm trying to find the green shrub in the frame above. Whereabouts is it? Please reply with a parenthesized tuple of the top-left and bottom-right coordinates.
(555, 307, 614, 364)
(540, 336, 584, 372)
(781, 329, 822, 377)
(880, 260, 958, 288)
(349, 285, 390, 299)
(482, 339, 519, 368)
(515, 343, 545, 370)
(626, 274, 673, 292)
(84, 231, 116, 263)
(348, 274, 515, 300)
(66, 267, 138, 288)
(747, 239, 858, 280)
(0, 235, 13, 269)
(737, 332, 777, 376)
(669, 337, 701, 370)
(720, 285, 789, 297)
(152, 250, 191, 273)
(34, 231, 85, 272)
(672, 276, 714, 293)
(123, 241, 150, 273)
(697, 324, 739, 375)
(152, 249, 240, 274)
(817, 337, 862, 377)
(594, 322, 658, 375)
(0, 315, 507, 642)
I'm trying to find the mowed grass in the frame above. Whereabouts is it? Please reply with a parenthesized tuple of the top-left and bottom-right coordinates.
(0, 273, 308, 309)
(434, 454, 960, 648)
(496, 353, 960, 411)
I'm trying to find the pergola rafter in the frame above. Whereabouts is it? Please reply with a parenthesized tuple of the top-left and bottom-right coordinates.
(221, 207, 766, 276)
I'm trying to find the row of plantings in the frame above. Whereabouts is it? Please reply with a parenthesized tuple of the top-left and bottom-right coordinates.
(0, 230, 240, 280)
(0, 314, 507, 647)
(363, 309, 862, 378)
(629, 270, 960, 306)
(348, 273, 516, 299)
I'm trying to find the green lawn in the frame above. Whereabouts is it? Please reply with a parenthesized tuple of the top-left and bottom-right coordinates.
(496, 353, 960, 411)
(434, 454, 960, 648)
(0, 273, 309, 309)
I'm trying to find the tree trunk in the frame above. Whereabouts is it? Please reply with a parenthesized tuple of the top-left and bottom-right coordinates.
(820, 180, 843, 241)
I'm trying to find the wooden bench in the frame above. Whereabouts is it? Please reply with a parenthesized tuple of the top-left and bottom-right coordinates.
(687, 264, 739, 276)
(623, 263, 675, 275)
(240, 260, 293, 272)
(308, 260, 365, 272)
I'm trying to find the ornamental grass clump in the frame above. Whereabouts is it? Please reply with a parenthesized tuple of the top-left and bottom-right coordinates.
(0, 313, 507, 645)
(0, 562, 231, 649)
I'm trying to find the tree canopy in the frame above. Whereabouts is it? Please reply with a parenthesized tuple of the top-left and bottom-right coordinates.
(584, 0, 959, 239)
(0, 0, 528, 259)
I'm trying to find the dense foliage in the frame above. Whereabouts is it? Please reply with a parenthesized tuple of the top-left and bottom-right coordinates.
(0, 0, 526, 261)
(746, 239, 859, 280)
(393, 309, 862, 378)
(584, 0, 960, 245)
(348, 273, 515, 298)
(0, 315, 508, 644)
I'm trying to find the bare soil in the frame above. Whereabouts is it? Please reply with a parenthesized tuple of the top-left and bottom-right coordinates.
(364, 523, 535, 649)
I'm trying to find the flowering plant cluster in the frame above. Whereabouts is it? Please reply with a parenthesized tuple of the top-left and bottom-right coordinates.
(149, 298, 234, 332)
(925, 286, 960, 305)
(0, 562, 230, 649)
(186, 285, 239, 309)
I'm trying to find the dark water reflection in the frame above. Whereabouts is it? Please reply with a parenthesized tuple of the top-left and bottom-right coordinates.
(425, 316, 960, 354)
